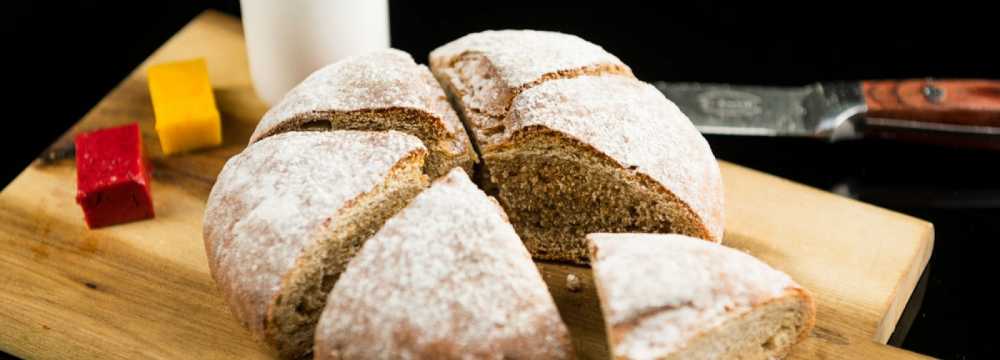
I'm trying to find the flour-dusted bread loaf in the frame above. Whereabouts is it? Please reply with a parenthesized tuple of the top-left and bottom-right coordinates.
(203, 131, 429, 359)
(588, 233, 816, 360)
(314, 169, 574, 359)
(250, 48, 476, 178)
(430, 31, 723, 263)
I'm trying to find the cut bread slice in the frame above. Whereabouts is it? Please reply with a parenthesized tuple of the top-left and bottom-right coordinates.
(250, 48, 476, 178)
(480, 74, 724, 263)
(314, 169, 574, 359)
(203, 130, 429, 359)
(587, 233, 816, 360)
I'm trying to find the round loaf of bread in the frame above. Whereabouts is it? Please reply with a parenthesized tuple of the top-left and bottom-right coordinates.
(251, 48, 476, 178)
(203, 130, 429, 359)
(204, 31, 758, 359)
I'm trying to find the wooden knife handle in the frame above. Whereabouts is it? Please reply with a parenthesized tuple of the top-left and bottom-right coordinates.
(861, 79, 1000, 149)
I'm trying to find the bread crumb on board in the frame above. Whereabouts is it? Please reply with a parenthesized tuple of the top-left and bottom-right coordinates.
(566, 274, 582, 292)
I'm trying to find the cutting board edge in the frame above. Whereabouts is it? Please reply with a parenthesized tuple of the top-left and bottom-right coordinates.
(874, 221, 934, 343)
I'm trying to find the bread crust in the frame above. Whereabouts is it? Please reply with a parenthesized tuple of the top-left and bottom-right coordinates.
(314, 169, 574, 359)
(250, 49, 475, 177)
(430, 31, 723, 250)
(202, 130, 427, 356)
(488, 71, 724, 242)
(501, 75, 723, 241)
(430, 31, 633, 148)
(429, 30, 633, 93)
(588, 233, 816, 359)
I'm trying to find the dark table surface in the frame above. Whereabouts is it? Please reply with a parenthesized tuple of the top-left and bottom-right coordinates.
(3, 1, 997, 359)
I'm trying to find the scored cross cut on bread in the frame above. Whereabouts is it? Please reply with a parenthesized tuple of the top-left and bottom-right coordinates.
(314, 169, 573, 359)
(250, 48, 477, 178)
(431, 31, 724, 264)
(429, 30, 634, 144)
(588, 233, 816, 360)
(202, 130, 429, 359)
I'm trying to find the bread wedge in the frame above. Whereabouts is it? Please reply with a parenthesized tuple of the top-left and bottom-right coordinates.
(588, 233, 816, 360)
(250, 49, 476, 178)
(203, 130, 429, 359)
(431, 32, 722, 263)
(314, 169, 573, 359)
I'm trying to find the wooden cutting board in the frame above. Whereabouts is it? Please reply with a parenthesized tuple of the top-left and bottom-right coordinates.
(0, 11, 933, 359)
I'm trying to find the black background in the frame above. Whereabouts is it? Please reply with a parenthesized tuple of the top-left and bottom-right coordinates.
(2, 1, 998, 358)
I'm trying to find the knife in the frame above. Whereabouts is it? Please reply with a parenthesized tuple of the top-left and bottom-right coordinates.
(655, 79, 1000, 149)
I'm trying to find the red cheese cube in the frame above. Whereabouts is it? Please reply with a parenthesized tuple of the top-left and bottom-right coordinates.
(75, 123, 155, 228)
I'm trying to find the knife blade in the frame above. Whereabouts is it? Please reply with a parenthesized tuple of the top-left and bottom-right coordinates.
(655, 79, 1000, 148)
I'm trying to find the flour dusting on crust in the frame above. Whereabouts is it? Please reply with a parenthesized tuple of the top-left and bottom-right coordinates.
(430, 30, 630, 89)
(250, 49, 468, 154)
(588, 233, 799, 359)
(315, 169, 572, 359)
(202, 130, 425, 336)
(500, 75, 724, 240)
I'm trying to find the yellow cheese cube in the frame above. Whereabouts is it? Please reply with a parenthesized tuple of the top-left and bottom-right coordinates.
(147, 58, 222, 154)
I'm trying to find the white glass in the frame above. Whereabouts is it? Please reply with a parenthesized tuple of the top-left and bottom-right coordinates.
(240, 0, 390, 105)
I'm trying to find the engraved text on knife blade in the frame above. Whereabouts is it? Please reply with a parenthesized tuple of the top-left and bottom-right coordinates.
(657, 81, 867, 140)
(656, 82, 814, 136)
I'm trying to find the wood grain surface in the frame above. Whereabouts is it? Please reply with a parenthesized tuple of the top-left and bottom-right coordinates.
(0, 11, 933, 359)
(863, 79, 1000, 126)
(862, 78, 1000, 149)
